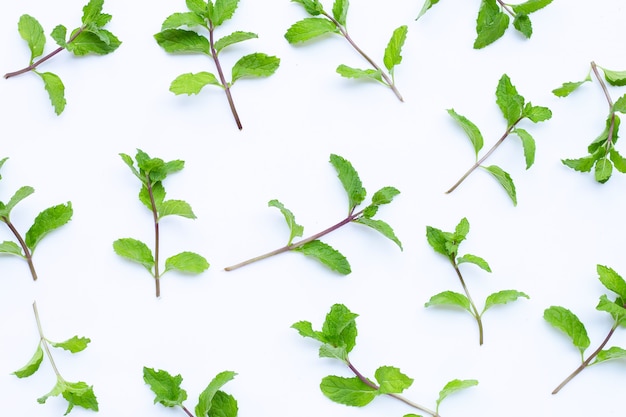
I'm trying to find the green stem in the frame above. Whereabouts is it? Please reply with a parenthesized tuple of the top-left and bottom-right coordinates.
(2, 216, 38, 280)
(33, 301, 63, 379)
(146, 176, 161, 298)
(451, 257, 484, 345)
(590, 61, 617, 154)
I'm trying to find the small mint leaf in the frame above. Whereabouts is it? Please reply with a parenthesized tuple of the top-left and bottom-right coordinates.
(383, 26, 408, 73)
(436, 379, 478, 413)
(17, 14, 45, 62)
(61, 380, 99, 415)
(195, 371, 237, 417)
(474, 0, 510, 49)
(336, 65, 383, 82)
(214, 31, 258, 53)
(447, 108, 484, 159)
(416, 0, 441, 20)
(320, 375, 379, 407)
(483, 165, 517, 206)
(457, 254, 491, 272)
(483, 290, 529, 314)
(154, 29, 211, 54)
(329, 154, 366, 212)
(284, 18, 338, 43)
(354, 217, 402, 250)
(50, 336, 90, 353)
(425, 291, 471, 313)
(231, 53, 280, 84)
(512, 128, 536, 169)
(143, 367, 188, 408)
(113, 238, 155, 271)
(268, 199, 304, 245)
(0, 241, 24, 257)
(513, 14, 532, 38)
(25, 202, 73, 252)
(544, 306, 590, 354)
(164, 252, 209, 274)
(170, 72, 222, 95)
(37, 71, 66, 115)
(12, 344, 44, 378)
(294, 240, 351, 274)
(332, 0, 349, 26)
(374, 366, 413, 395)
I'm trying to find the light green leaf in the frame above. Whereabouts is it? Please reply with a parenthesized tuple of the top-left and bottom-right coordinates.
(231, 53, 280, 83)
(512, 0, 553, 14)
(320, 375, 379, 407)
(61, 380, 99, 415)
(329, 154, 366, 212)
(321, 303, 358, 353)
(374, 366, 413, 395)
(483, 165, 517, 206)
(164, 252, 209, 274)
(284, 18, 338, 43)
(206, 391, 238, 417)
(354, 217, 402, 250)
(474, 0, 510, 49)
(523, 103, 552, 123)
(214, 31, 258, 53)
(13, 344, 44, 378)
(483, 290, 529, 313)
(1, 186, 35, 218)
(332, 0, 349, 26)
(51, 25, 68, 48)
(113, 238, 155, 271)
(0, 241, 24, 257)
(383, 25, 408, 73)
(436, 379, 478, 413)
(170, 72, 222, 95)
(195, 371, 237, 417)
(613, 94, 626, 114)
(25, 202, 73, 252)
(319, 344, 349, 362)
(495, 74, 525, 127)
(37, 71, 66, 115)
(592, 347, 626, 365)
(268, 199, 304, 245)
(81, 0, 104, 25)
(158, 200, 196, 219)
(512, 14, 532, 38)
(601, 67, 626, 86)
(562, 155, 596, 173)
(161, 12, 206, 30)
(597, 265, 626, 300)
(447, 108, 483, 158)
(416, 0, 441, 20)
(292, 0, 325, 16)
(294, 240, 351, 274)
(18, 14, 45, 61)
(609, 149, 626, 173)
(66, 29, 121, 56)
(588, 114, 619, 154)
(186, 0, 208, 15)
(544, 306, 590, 354)
(457, 254, 491, 272)
(513, 128, 536, 169)
(154, 29, 211, 54)
(370, 186, 400, 205)
(139, 182, 166, 212)
(596, 295, 626, 324)
(425, 226, 452, 257)
(37, 378, 65, 404)
(336, 65, 383, 82)
(143, 367, 188, 408)
(552, 76, 592, 97)
(595, 158, 613, 184)
(291, 320, 326, 344)
(212, 0, 239, 26)
(425, 291, 471, 313)
(50, 336, 90, 353)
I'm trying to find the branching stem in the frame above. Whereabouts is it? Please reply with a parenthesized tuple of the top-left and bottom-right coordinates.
(33, 301, 62, 379)
(146, 176, 161, 298)
(496, 0, 516, 17)
(451, 256, 484, 345)
(2, 216, 38, 280)
(591, 61, 618, 153)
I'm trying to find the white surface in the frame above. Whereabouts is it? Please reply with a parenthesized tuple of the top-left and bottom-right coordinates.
(2, 0, 626, 416)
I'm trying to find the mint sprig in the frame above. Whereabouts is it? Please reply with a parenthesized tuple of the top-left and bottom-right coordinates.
(13, 302, 98, 415)
(113, 149, 209, 298)
(4, 0, 121, 114)
(0, 157, 73, 281)
(154, 0, 280, 130)
(293, 303, 478, 417)
(544, 265, 626, 394)
(224, 154, 402, 274)
(285, 0, 407, 101)
(417, 0, 554, 49)
(446, 74, 552, 205)
(425, 218, 529, 345)
(554, 61, 626, 183)
(143, 367, 238, 417)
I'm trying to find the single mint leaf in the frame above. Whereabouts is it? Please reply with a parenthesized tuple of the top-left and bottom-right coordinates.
(139, 182, 166, 212)
(374, 366, 413, 395)
(37, 71, 66, 115)
(164, 252, 210, 274)
(294, 240, 351, 274)
(195, 371, 237, 417)
(483, 165, 517, 206)
(231, 53, 280, 84)
(544, 306, 590, 354)
(13, 344, 44, 378)
(436, 379, 478, 413)
(319, 343, 349, 362)
(2, 186, 35, 218)
(50, 336, 90, 353)
(597, 265, 626, 300)
(214, 31, 258, 53)
(453, 217, 470, 242)
(291, 320, 326, 344)
(284, 18, 338, 43)
(562, 155, 596, 173)
(513, 14, 532, 38)
(321, 303, 358, 353)
(425, 291, 471, 313)
(158, 200, 196, 219)
(370, 186, 400, 205)
(425, 226, 452, 257)
(161, 12, 206, 30)
(354, 217, 402, 250)
(154, 29, 211, 54)
(613, 94, 626, 114)
(0, 241, 24, 257)
(595, 158, 613, 184)
(268, 199, 304, 245)
(329, 154, 366, 212)
(592, 346, 626, 365)
(18, 14, 45, 62)
(588, 114, 620, 154)
(81, 0, 105, 24)
(143, 367, 188, 408)
(332, 0, 349, 26)
(596, 295, 626, 324)
(523, 103, 552, 123)
(336, 65, 383, 82)
(416, 0, 441, 20)
(119, 153, 142, 180)
(601, 67, 626, 86)
(170, 72, 222, 95)
(609, 149, 626, 173)
(207, 391, 238, 417)
(512, 0, 554, 14)
(61, 380, 99, 415)
(113, 238, 155, 271)
(457, 254, 491, 272)
(474, 0, 510, 49)
(495, 74, 525, 127)
(51, 25, 68, 48)
(483, 290, 529, 313)
(512, 128, 536, 169)
(383, 26, 408, 73)
(66, 29, 121, 56)
(447, 108, 484, 158)
(552, 76, 592, 97)
(186, 0, 208, 15)
(292, 0, 325, 16)
(320, 375, 378, 407)
(25, 202, 73, 252)
(212, 0, 239, 26)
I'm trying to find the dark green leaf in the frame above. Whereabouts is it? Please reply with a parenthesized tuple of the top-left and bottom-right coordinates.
(170, 72, 222, 95)
(268, 199, 304, 245)
(164, 252, 209, 274)
(457, 254, 491, 272)
(592, 347, 626, 365)
(483, 165, 517, 206)
(383, 26, 408, 73)
(212, 0, 239, 26)
(512, 0, 554, 14)
(25, 202, 73, 252)
(595, 158, 613, 183)
(158, 200, 196, 219)
(425, 291, 471, 313)
(495, 74, 525, 127)
(336, 65, 383, 82)
(50, 336, 90, 353)
(231, 53, 280, 83)
(113, 238, 155, 271)
(13, 344, 44, 378)
(474, 0, 510, 49)
(37, 71, 66, 115)
(354, 217, 402, 250)
(601, 67, 626, 86)
(374, 366, 413, 395)
(329, 154, 366, 212)
(294, 240, 351, 274)
(0, 241, 24, 257)
(161, 12, 206, 30)
(320, 375, 378, 406)
(321, 303, 358, 353)
(513, 14, 532, 38)
(214, 31, 258, 53)
(332, 0, 349, 26)
(143, 367, 187, 408)
(61, 381, 99, 414)
(436, 379, 478, 412)
(597, 265, 626, 300)
(18, 14, 45, 61)
(155, 29, 211, 54)
(195, 371, 237, 417)
(513, 128, 536, 169)
(447, 109, 483, 158)
(483, 290, 529, 313)
(284, 18, 338, 43)
(544, 306, 590, 354)
(416, 0, 441, 20)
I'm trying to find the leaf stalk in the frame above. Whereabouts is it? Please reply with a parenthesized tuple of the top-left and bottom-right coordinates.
(145, 175, 161, 298)
(2, 216, 38, 280)
(451, 257, 484, 345)
(33, 301, 62, 379)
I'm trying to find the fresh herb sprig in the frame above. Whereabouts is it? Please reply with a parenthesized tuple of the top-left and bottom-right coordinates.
(0, 157, 73, 281)
(544, 265, 626, 394)
(425, 218, 529, 345)
(293, 303, 478, 417)
(553, 61, 626, 183)
(445, 74, 552, 205)
(113, 150, 209, 298)
(154, 0, 280, 130)
(143, 367, 238, 417)
(285, 0, 407, 101)
(13, 301, 98, 415)
(4, 0, 121, 114)
(224, 154, 402, 274)
(417, 0, 554, 49)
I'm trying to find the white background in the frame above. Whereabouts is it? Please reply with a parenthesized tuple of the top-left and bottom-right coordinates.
(1, 0, 626, 416)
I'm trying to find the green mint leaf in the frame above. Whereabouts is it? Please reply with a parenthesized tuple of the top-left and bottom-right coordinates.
(17, 14, 45, 62)
(329, 154, 366, 212)
(321, 303, 358, 353)
(523, 102, 552, 123)
(268, 199, 304, 245)
(597, 265, 626, 300)
(416, 0, 441, 20)
(154, 29, 211, 54)
(170, 72, 222, 95)
(81, 0, 104, 25)
(453, 217, 470, 242)
(425, 226, 453, 257)
(544, 306, 590, 354)
(374, 366, 413, 395)
(37, 71, 66, 115)
(354, 218, 402, 250)
(0, 241, 24, 257)
(284, 18, 339, 43)
(13, 344, 44, 378)
(66, 29, 121, 56)
(113, 238, 155, 271)
(601, 67, 626, 86)
(212, 0, 239, 26)
(164, 252, 210, 274)
(139, 182, 166, 211)
(513, 14, 532, 38)
(383, 25, 408, 73)
(592, 347, 626, 365)
(332, 0, 349, 26)
(562, 155, 596, 173)
(294, 240, 351, 274)
(495, 74, 525, 127)
(51, 25, 68, 48)
(61, 381, 99, 415)
(292, 0, 325, 16)
(425, 291, 472, 313)
(595, 158, 613, 183)
(143, 367, 188, 408)
(186, 0, 209, 15)
(596, 295, 626, 324)
(588, 114, 619, 154)
(609, 149, 626, 173)
(25, 202, 73, 252)
(370, 186, 400, 205)
(50, 336, 91, 353)
(291, 320, 326, 344)
(320, 375, 379, 407)
(161, 12, 206, 30)
(336, 65, 383, 82)
(483, 165, 517, 206)
(553, 80, 591, 97)
(119, 153, 142, 180)
(512, 0, 554, 14)
(158, 200, 196, 219)
(207, 391, 238, 417)
(513, 128, 536, 169)
(483, 290, 529, 313)
(231, 53, 280, 84)
(319, 344, 349, 362)
(447, 108, 484, 158)
(613, 94, 626, 114)
(37, 378, 65, 405)
(0, 186, 35, 218)
(474, 0, 510, 49)
(436, 379, 478, 413)
(457, 254, 491, 272)
(215, 31, 258, 53)
(195, 371, 237, 417)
